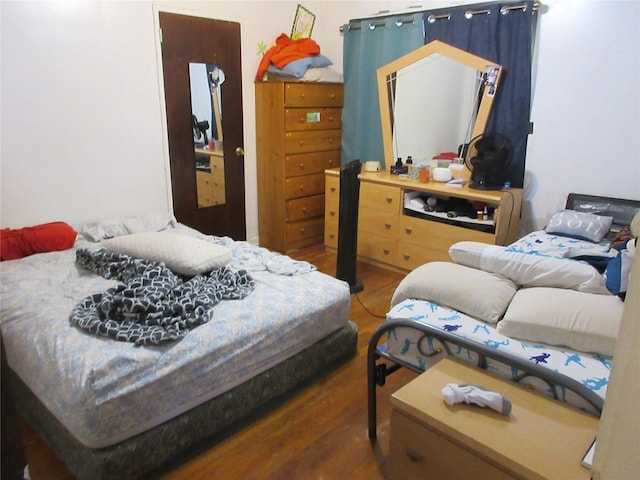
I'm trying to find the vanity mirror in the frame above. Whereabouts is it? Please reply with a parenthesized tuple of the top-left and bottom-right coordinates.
(189, 62, 226, 208)
(377, 40, 502, 177)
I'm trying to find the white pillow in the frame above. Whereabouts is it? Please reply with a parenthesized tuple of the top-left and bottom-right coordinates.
(103, 232, 232, 276)
(449, 241, 493, 269)
(391, 262, 517, 323)
(479, 245, 610, 294)
(497, 287, 624, 356)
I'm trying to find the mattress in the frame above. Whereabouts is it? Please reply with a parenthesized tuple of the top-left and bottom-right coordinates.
(505, 230, 611, 258)
(384, 299, 611, 414)
(0, 229, 351, 449)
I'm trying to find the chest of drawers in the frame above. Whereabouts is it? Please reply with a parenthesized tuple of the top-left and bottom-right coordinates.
(389, 359, 597, 479)
(255, 81, 343, 252)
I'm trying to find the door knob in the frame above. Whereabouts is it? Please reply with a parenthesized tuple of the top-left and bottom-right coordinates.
(235, 147, 245, 156)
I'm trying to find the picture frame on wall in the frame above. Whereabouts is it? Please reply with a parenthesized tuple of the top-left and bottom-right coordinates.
(291, 4, 316, 39)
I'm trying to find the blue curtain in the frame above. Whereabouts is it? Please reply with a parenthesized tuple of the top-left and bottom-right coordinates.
(341, 14, 424, 168)
(424, 1, 535, 188)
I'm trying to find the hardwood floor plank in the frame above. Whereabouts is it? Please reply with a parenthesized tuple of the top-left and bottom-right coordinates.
(18, 245, 416, 479)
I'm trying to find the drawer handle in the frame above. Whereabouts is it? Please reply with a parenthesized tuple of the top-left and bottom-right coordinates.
(330, 187, 336, 192)
(384, 223, 391, 230)
(403, 254, 410, 260)
(330, 210, 336, 216)
(405, 228, 413, 235)
(299, 185, 305, 191)
(406, 448, 424, 463)
(383, 249, 390, 255)
(300, 227, 305, 234)
(299, 140, 305, 146)
(302, 207, 307, 213)
(328, 139, 334, 144)
(386, 197, 393, 204)
(299, 163, 305, 170)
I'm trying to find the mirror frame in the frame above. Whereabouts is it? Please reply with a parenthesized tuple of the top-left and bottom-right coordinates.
(377, 40, 502, 178)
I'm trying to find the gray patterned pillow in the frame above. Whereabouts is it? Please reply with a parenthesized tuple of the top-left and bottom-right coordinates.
(544, 210, 613, 243)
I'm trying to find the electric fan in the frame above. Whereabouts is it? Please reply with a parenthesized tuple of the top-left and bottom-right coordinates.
(192, 115, 210, 147)
(464, 133, 513, 190)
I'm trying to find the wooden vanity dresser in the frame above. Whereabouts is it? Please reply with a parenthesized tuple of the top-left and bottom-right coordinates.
(325, 168, 522, 272)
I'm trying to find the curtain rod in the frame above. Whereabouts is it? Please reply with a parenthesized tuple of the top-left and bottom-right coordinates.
(341, 2, 541, 32)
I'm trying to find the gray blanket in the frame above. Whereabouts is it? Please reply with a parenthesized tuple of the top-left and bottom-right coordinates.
(69, 249, 255, 345)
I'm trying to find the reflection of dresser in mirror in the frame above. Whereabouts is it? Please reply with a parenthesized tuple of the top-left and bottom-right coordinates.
(194, 147, 226, 208)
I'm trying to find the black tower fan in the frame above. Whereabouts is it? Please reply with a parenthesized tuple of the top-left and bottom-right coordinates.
(464, 133, 513, 190)
(336, 159, 364, 293)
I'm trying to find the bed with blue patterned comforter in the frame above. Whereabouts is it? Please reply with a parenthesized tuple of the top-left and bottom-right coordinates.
(1, 216, 355, 479)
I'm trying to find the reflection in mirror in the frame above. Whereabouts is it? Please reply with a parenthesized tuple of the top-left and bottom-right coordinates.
(377, 40, 502, 178)
(392, 54, 482, 162)
(189, 62, 226, 208)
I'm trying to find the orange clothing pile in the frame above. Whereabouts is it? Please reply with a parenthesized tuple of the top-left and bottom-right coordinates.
(256, 33, 320, 81)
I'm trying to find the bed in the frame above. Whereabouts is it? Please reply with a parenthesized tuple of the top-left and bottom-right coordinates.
(368, 193, 639, 438)
(0, 214, 357, 479)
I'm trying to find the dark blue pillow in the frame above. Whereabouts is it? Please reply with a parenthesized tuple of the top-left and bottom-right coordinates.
(604, 241, 635, 299)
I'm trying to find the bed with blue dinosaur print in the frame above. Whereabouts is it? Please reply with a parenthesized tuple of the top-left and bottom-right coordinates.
(384, 297, 611, 415)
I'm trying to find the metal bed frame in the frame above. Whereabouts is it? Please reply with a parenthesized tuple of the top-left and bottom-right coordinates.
(367, 318, 604, 439)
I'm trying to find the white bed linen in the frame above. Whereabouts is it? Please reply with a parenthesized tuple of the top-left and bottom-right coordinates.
(385, 299, 612, 414)
(0, 231, 350, 448)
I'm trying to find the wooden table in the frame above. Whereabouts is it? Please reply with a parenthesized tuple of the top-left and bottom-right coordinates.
(388, 358, 599, 479)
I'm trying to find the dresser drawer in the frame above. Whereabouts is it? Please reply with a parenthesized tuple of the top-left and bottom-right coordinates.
(399, 215, 494, 250)
(286, 151, 341, 177)
(196, 170, 225, 207)
(285, 107, 342, 131)
(325, 198, 339, 229)
(359, 182, 401, 214)
(286, 217, 324, 244)
(324, 221, 338, 248)
(286, 194, 325, 222)
(396, 241, 450, 271)
(358, 235, 397, 264)
(285, 173, 325, 199)
(210, 155, 224, 171)
(285, 130, 341, 154)
(325, 174, 339, 202)
(389, 410, 515, 480)
(358, 207, 397, 239)
(285, 83, 343, 107)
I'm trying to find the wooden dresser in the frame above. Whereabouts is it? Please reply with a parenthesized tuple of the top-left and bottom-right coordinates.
(255, 81, 343, 252)
(389, 359, 598, 480)
(351, 170, 521, 272)
(194, 148, 225, 208)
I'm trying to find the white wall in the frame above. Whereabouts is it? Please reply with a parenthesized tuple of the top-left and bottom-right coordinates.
(1, 0, 638, 243)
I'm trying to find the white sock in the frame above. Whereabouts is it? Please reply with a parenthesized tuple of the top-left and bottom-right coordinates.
(441, 383, 512, 415)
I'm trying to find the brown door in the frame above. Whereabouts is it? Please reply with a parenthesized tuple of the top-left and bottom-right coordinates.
(159, 12, 246, 239)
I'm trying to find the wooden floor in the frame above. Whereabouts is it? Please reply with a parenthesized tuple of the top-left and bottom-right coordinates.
(20, 244, 417, 480)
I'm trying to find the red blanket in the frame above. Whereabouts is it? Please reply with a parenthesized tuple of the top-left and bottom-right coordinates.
(256, 33, 320, 81)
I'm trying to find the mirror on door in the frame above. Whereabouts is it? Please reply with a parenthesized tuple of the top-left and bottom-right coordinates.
(189, 62, 226, 208)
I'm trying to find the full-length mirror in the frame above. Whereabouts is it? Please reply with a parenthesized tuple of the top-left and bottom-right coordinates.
(189, 62, 226, 208)
(377, 40, 502, 177)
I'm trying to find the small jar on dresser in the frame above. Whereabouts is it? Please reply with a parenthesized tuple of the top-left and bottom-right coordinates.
(255, 81, 343, 253)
